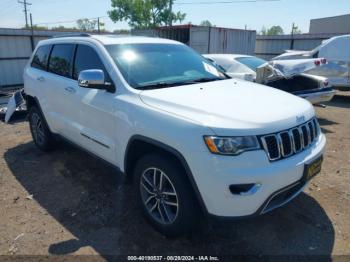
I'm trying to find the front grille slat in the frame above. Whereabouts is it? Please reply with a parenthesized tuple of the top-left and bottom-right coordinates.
(308, 121, 315, 142)
(279, 132, 292, 157)
(301, 125, 309, 147)
(261, 118, 320, 161)
(292, 128, 302, 152)
(261, 135, 280, 161)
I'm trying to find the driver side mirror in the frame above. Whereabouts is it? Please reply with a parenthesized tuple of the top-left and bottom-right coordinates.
(78, 69, 115, 93)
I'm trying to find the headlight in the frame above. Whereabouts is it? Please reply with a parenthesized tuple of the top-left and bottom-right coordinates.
(204, 136, 260, 155)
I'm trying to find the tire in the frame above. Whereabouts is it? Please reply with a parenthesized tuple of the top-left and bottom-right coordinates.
(134, 154, 200, 237)
(28, 106, 55, 151)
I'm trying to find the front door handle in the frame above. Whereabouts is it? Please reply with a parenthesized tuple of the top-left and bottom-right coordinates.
(36, 76, 45, 82)
(64, 86, 76, 94)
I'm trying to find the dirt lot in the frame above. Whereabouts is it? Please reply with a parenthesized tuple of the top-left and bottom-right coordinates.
(0, 94, 349, 260)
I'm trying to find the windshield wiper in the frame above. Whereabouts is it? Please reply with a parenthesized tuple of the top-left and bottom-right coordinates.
(137, 82, 185, 90)
(137, 77, 226, 90)
(185, 77, 225, 83)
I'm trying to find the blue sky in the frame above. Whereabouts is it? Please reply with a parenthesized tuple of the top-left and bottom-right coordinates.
(0, 0, 349, 33)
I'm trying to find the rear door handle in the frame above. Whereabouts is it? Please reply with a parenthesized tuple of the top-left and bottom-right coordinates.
(36, 76, 45, 82)
(64, 86, 76, 94)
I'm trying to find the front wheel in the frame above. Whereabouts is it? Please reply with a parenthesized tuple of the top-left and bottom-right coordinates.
(134, 154, 201, 237)
(28, 106, 55, 151)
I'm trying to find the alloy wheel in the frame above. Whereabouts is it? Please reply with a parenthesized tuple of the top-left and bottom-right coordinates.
(140, 167, 179, 225)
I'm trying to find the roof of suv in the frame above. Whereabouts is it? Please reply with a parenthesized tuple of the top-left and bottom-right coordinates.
(40, 34, 182, 46)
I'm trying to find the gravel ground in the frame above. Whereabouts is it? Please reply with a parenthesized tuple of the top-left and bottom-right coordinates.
(0, 94, 349, 260)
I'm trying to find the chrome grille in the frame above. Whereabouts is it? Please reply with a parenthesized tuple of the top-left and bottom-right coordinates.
(261, 118, 320, 161)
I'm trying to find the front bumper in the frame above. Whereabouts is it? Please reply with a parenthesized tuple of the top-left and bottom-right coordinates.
(186, 133, 326, 217)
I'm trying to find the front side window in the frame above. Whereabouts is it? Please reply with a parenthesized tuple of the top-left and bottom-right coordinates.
(73, 45, 110, 81)
(48, 44, 75, 78)
(105, 43, 226, 89)
(31, 45, 51, 70)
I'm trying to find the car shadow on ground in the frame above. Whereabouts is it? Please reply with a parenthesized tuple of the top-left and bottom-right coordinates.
(317, 117, 338, 134)
(0, 111, 27, 124)
(4, 142, 335, 258)
(325, 94, 350, 109)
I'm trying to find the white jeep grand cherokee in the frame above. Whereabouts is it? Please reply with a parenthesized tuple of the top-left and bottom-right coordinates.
(24, 34, 326, 236)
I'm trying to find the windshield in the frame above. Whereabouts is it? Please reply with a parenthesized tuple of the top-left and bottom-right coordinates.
(105, 43, 226, 89)
(235, 56, 267, 71)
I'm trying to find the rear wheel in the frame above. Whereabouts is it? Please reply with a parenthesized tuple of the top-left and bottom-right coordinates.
(28, 106, 55, 151)
(134, 154, 200, 237)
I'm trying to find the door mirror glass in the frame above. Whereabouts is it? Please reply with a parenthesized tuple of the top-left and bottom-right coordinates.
(78, 69, 114, 92)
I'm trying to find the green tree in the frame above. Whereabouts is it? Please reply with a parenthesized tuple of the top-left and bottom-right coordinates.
(113, 29, 131, 34)
(51, 25, 78, 31)
(76, 18, 97, 31)
(291, 25, 302, 34)
(22, 25, 48, 30)
(267, 25, 284, 35)
(260, 25, 284, 35)
(260, 26, 267, 35)
(98, 20, 106, 32)
(200, 20, 213, 27)
(108, 0, 186, 29)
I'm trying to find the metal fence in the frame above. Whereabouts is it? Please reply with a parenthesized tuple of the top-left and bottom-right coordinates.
(2, 27, 349, 89)
(255, 32, 350, 61)
(0, 28, 96, 89)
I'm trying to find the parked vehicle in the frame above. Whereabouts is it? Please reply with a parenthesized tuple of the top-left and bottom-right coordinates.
(204, 54, 336, 105)
(0, 89, 26, 123)
(23, 35, 326, 236)
(273, 35, 350, 88)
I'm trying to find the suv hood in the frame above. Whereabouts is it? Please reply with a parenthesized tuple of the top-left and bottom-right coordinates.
(139, 79, 314, 136)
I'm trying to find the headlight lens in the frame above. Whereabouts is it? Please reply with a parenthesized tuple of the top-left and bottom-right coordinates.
(204, 136, 260, 155)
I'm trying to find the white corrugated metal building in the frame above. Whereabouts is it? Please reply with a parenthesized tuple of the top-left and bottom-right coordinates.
(310, 14, 350, 34)
(132, 25, 256, 55)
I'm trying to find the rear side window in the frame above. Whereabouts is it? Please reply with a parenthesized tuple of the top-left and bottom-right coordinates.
(31, 45, 51, 70)
(48, 44, 75, 78)
(73, 45, 109, 81)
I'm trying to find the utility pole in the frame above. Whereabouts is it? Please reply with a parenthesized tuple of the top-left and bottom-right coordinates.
(169, 0, 173, 26)
(18, 0, 32, 28)
(290, 23, 297, 50)
(29, 13, 34, 51)
(97, 17, 100, 34)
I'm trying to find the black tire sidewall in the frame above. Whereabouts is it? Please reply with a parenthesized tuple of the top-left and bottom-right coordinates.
(28, 106, 53, 151)
(134, 154, 199, 237)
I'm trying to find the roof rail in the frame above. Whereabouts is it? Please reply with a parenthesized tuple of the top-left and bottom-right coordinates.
(52, 33, 91, 38)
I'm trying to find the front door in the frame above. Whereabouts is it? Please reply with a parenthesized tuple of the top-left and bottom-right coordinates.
(69, 44, 117, 164)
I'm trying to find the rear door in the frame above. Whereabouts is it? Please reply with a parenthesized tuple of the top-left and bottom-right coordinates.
(68, 44, 117, 163)
(46, 43, 77, 136)
(24, 45, 53, 124)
